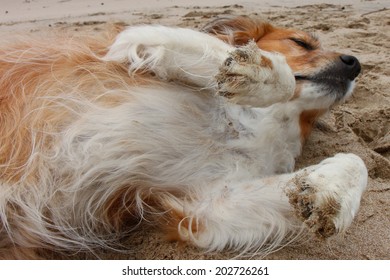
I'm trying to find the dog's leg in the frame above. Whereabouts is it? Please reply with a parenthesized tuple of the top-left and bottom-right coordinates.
(104, 26, 295, 106)
(162, 153, 367, 253)
(104, 25, 234, 88)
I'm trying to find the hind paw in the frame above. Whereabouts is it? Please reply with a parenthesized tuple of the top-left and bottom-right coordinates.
(287, 153, 368, 238)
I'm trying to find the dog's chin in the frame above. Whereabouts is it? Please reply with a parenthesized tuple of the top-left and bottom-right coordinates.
(317, 78, 356, 103)
(339, 80, 356, 102)
(294, 78, 357, 110)
(296, 75, 357, 101)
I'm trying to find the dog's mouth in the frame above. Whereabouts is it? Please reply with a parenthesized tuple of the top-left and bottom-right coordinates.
(294, 75, 357, 82)
(294, 75, 308, 81)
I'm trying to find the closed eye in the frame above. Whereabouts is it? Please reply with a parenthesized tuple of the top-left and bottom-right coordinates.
(289, 38, 315, 51)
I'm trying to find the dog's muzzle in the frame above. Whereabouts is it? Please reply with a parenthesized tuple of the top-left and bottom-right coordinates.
(294, 54, 361, 99)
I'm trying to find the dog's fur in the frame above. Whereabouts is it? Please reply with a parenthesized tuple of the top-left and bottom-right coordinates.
(0, 17, 367, 259)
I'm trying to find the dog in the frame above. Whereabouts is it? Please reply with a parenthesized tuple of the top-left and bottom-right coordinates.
(0, 16, 367, 259)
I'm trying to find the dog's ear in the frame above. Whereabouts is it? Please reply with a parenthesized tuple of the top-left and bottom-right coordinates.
(202, 16, 274, 46)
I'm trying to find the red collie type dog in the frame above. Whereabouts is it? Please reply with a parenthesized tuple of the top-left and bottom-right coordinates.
(0, 16, 366, 259)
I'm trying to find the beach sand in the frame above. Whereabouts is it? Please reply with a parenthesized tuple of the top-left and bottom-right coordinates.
(0, 0, 389, 259)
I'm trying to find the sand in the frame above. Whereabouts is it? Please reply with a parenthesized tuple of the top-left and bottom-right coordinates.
(0, 1, 389, 260)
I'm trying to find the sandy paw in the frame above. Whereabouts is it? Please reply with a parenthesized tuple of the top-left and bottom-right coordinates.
(288, 176, 341, 238)
(287, 153, 368, 238)
(216, 41, 295, 107)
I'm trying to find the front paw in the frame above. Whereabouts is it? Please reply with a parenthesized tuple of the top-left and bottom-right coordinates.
(216, 41, 295, 107)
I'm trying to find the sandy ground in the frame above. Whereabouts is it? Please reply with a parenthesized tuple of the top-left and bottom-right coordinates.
(0, 1, 389, 259)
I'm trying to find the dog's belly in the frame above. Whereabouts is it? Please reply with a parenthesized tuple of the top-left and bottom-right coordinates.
(48, 86, 297, 190)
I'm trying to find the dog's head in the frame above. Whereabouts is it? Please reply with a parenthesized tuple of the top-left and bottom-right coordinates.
(204, 16, 361, 110)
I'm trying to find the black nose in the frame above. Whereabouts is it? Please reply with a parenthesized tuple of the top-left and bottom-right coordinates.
(339, 55, 361, 80)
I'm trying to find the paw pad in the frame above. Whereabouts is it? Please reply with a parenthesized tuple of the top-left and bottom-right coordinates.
(287, 175, 341, 239)
(214, 41, 294, 106)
